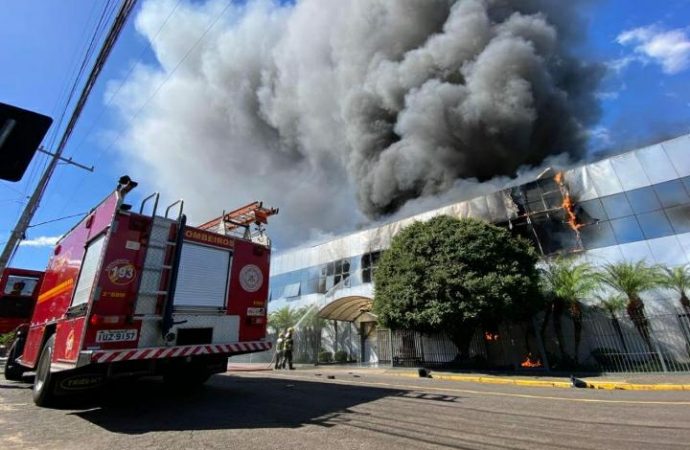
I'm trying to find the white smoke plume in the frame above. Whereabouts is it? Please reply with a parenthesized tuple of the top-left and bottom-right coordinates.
(111, 0, 601, 249)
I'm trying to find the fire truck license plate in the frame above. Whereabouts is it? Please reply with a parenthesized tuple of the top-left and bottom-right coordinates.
(95, 329, 138, 343)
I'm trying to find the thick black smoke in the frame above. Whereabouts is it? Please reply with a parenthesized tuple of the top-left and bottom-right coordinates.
(113, 0, 600, 246)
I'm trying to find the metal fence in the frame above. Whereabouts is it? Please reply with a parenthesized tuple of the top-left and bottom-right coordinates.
(373, 308, 690, 374)
(580, 310, 690, 373)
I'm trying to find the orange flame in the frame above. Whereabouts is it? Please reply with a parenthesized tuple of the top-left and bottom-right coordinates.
(554, 172, 583, 231)
(520, 353, 543, 368)
(484, 332, 500, 341)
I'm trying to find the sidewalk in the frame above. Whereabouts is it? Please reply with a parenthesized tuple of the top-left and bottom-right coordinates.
(261, 363, 690, 391)
(383, 368, 690, 391)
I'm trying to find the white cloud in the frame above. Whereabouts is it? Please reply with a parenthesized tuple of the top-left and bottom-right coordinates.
(616, 25, 690, 74)
(20, 236, 61, 247)
(588, 126, 612, 146)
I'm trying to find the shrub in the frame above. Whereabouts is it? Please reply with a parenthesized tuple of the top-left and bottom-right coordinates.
(0, 331, 16, 347)
(318, 351, 333, 363)
(334, 350, 348, 363)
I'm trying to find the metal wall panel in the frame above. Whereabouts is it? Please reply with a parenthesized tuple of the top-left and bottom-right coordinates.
(584, 245, 624, 266)
(636, 144, 678, 184)
(673, 232, 690, 264)
(648, 235, 687, 266)
(618, 240, 655, 263)
(610, 152, 650, 191)
(564, 166, 598, 201)
(587, 159, 624, 197)
(663, 135, 690, 177)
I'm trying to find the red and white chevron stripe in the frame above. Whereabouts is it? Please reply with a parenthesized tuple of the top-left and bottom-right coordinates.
(90, 341, 271, 364)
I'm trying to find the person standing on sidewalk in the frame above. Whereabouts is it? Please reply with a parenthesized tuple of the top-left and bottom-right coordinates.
(274, 332, 285, 370)
(283, 328, 294, 370)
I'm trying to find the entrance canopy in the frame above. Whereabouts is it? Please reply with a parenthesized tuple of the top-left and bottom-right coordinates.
(318, 296, 376, 323)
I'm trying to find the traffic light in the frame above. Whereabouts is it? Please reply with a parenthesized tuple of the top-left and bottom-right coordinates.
(0, 102, 52, 182)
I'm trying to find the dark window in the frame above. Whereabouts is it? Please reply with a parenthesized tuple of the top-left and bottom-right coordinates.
(524, 184, 543, 203)
(362, 269, 372, 284)
(576, 198, 608, 223)
(361, 251, 381, 283)
(530, 213, 578, 254)
(610, 216, 645, 244)
(580, 221, 618, 249)
(0, 297, 34, 318)
(601, 193, 634, 219)
(626, 187, 662, 214)
(542, 191, 564, 210)
(636, 211, 674, 240)
(654, 180, 690, 208)
(342, 260, 351, 273)
(666, 204, 690, 234)
(326, 262, 335, 276)
(335, 260, 342, 274)
(3, 275, 40, 296)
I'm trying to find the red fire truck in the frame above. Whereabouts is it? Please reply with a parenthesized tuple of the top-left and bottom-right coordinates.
(3, 176, 277, 406)
(0, 268, 44, 334)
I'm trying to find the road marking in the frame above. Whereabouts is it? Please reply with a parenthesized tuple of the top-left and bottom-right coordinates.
(246, 372, 690, 405)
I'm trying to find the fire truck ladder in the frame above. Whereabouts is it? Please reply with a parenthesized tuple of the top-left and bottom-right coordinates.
(197, 201, 279, 236)
(134, 194, 186, 345)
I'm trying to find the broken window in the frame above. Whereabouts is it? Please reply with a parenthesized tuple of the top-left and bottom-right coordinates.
(361, 251, 382, 283)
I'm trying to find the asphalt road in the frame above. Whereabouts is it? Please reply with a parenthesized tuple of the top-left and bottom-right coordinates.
(2, 368, 690, 450)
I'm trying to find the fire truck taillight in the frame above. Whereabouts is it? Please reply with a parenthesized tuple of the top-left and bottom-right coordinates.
(90, 315, 124, 326)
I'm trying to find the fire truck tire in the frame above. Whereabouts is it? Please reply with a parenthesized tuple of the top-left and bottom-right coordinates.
(3, 339, 27, 381)
(32, 335, 57, 407)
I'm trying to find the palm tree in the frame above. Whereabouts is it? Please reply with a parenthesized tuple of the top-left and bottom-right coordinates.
(541, 258, 598, 363)
(660, 265, 690, 314)
(597, 261, 662, 352)
(268, 306, 303, 335)
(596, 294, 629, 353)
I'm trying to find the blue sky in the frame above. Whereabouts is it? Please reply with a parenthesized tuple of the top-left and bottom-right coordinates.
(1, 0, 689, 271)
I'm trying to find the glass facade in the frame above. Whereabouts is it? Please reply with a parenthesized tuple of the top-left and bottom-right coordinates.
(269, 134, 690, 304)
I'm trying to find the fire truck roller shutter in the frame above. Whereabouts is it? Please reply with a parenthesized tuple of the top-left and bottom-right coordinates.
(71, 234, 106, 307)
(173, 243, 230, 309)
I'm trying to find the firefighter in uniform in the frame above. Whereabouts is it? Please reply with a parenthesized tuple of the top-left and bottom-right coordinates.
(282, 328, 294, 370)
(274, 332, 285, 370)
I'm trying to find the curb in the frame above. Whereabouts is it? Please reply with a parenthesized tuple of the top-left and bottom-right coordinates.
(389, 371, 690, 391)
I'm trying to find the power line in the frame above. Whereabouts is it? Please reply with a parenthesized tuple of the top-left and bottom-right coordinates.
(55, 0, 185, 217)
(14, 1, 115, 223)
(58, 0, 233, 213)
(0, 0, 139, 274)
(27, 212, 88, 229)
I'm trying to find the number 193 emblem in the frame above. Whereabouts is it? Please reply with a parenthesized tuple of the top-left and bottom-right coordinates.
(105, 259, 136, 285)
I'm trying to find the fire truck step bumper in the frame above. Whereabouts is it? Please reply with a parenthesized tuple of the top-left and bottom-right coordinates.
(88, 341, 272, 364)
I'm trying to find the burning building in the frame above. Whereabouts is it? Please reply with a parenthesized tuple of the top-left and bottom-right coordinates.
(261, 133, 690, 367)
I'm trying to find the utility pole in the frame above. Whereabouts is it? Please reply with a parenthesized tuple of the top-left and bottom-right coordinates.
(0, 150, 92, 272)
(0, 0, 138, 275)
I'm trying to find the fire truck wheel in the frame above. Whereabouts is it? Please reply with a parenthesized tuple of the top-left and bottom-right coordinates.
(33, 335, 57, 407)
(3, 339, 27, 381)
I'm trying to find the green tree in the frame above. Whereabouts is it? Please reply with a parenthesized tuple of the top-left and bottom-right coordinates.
(373, 216, 542, 360)
(268, 306, 303, 334)
(660, 265, 690, 314)
(596, 293, 629, 353)
(597, 261, 662, 351)
(541, 258, 598, 362)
